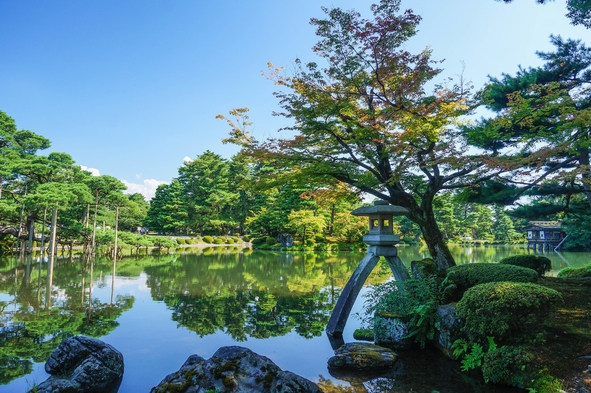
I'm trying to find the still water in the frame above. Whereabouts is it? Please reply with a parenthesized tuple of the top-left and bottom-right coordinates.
(0, 245, 587, 392)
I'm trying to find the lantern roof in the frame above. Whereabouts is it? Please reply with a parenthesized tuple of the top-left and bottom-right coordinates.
(351, 200, 409, 217)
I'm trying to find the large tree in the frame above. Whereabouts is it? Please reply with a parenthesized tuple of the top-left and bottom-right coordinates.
(223, 0, 506, 269)
(465, 36, 591, 210)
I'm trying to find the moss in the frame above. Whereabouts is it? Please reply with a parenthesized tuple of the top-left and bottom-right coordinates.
(255, 365, 277, 389)
(353, 328, 374, 341)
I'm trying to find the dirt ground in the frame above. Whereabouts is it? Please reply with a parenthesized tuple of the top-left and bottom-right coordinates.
(535, 277, 591, 392)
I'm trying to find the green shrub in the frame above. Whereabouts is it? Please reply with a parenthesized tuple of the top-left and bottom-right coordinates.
(176, 238, 186, 245)
(482, 345, 531, 387)
(557, 263, 591, 278)
(456, 282, 562, 343)
(213, 237, 224, 244)
(186, 237, 196, 244)
(315, 234, 326, 243)
(232, 237, 242, 243)
(446, 263, 538, 300)
(202, 236, 214, 244)
(224, 238, 234, 244)
(499, 255, 552, 277)
(265, 236, 276, 245)
(243, 234, 251, 242)
(251, 237, 265, 246)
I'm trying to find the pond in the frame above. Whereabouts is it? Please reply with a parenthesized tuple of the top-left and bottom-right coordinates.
(1, 245, 588, 392)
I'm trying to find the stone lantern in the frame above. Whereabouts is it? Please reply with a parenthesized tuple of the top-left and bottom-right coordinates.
(352, 200, 406, 246)
(326, 200, 410, 340)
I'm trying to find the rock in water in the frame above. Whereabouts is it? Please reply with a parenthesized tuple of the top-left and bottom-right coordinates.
(151, 346, 322, 393)
(33, 335, 124, 393)
(328, 342, 398, 370)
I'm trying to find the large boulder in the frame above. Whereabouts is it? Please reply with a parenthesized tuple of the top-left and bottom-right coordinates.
(328, 342, 398, 370)
(32, 335, 124, 393)
(151, 346, 322, 393)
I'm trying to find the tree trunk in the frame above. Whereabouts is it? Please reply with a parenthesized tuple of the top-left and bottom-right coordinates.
(419, 219, 456, 270)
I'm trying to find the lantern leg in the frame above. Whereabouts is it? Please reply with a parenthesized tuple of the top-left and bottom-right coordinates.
(326, 253, 380, 338)
(384, 255, 410, 281)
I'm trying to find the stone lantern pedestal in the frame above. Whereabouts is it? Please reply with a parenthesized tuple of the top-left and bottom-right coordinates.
(326, 200, 410, 340)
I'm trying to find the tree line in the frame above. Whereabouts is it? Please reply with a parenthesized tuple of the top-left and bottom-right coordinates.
(2, 0, 590, 261)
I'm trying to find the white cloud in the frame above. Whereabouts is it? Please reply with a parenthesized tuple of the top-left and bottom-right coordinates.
(122, 179, 168, 200)
(183, 156, 193, 163)
(80, 165, 100, 176)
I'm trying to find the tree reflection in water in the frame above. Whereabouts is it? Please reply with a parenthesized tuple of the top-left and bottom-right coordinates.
(0, 255, 134, 385)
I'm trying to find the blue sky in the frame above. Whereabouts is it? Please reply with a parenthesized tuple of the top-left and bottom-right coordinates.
(0, 0, 586, 199)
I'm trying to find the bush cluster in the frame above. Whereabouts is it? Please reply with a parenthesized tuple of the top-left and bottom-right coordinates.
(557, 263, 591, 279)
(499, 255, 552, 277)
(176, 238, 186, 245)
(213, 237, 224, 244)
(456, 281, 562, 343)
(481, 345, 532, 387)
(446, 263, 538, 300)
(202, 236, 214, 244)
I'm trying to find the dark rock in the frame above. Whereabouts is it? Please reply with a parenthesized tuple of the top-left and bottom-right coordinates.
(151, 346, 321, 393)
(433, 304, 463, 359)
(328, 342, 397, 370)
(32, 336, 124, 393)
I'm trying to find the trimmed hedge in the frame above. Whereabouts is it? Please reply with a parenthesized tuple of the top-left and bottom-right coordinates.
(456, 282, 562, 343)
(500, 255, 552, 277)
(176, 238, 186, 245)
(213, 237, 224, 244)
(557, 263, 591, 279)
(446, 263, 538, 300)
(202, 236, 214, 244)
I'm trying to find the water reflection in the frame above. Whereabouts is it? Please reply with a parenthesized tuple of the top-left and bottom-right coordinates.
(0, 255, 134, 385)
(143, 251, 391, 341)
(0, 245, 589, 391)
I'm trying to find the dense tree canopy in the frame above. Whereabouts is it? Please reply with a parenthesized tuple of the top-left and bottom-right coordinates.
(222, 0, 520, 269)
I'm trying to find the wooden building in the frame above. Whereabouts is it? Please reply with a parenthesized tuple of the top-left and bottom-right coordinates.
(523, 221, 567, 251)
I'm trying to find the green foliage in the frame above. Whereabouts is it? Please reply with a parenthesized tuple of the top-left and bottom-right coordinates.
(232, 237, 241, 243)
(446, 263, 538, 300)
(176, 238, 186, 245)
(287, 210, 325, 244)
(362, 275, 453, 348)
(250, 237, 265, 246)
(528, 368, 563, 393)
(557, 263, 591, 278)
(482, 345, 532, 387)
(265, 236, 276, 245)
(456, 282, 563, 343)
(500, 255, 552, 277)
(213, 237, 224, 244)
(202, 236, 213, 244)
